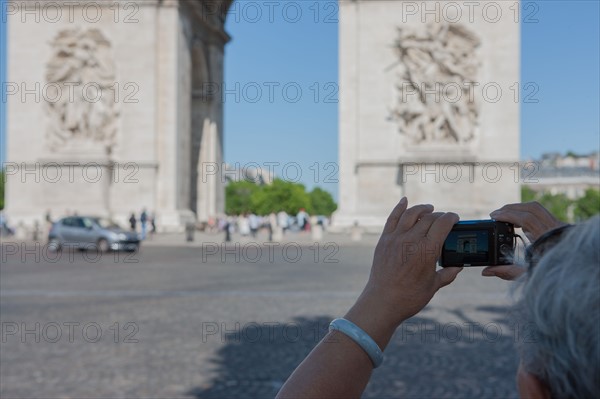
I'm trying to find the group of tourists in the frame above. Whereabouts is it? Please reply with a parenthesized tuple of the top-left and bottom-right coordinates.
(128, 209, 156, 240)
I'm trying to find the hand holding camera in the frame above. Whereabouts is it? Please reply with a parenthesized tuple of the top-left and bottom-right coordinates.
(349, 198, 463, 338)
(479, 201, 568, 280)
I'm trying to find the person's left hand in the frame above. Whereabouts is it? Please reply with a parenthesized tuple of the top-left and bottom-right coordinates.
(481, 265, 525, 280)
(357, 198, 463, 330)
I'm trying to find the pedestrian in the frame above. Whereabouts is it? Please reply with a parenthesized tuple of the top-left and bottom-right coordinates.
(224, 218, 231, 242)
(238, 213, 250, 236)
(44, 209, 53, 236)
(268, 212, 277, 241)
(208, 216, 216, 232)
(218, 216, 227, 232)
(185, 221, 195, 242)
(32, 220, 40, 242)
(297, 208, 309, 231)
(140, 208, 148, 240)
(277, 210, 289, 234)
(151, 213, 157, 234)
(249, 213, 259, 238)
(129, 212, 137, 232)
(45, 210, 52, 224)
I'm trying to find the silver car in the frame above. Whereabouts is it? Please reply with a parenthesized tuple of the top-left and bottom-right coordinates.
(48, 216, 140, 252)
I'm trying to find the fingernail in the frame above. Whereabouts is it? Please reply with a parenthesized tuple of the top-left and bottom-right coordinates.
(400, 197, 407, 204)
(482, 270, 493, 276)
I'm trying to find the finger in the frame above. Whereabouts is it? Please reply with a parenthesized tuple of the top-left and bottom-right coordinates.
(490, 207, 548, 230)
(493, 201, 551, 213)
(481, 265, 525, 281)
(411, 212, 444, 237)
(491, 202, 555, 226)
(491, 201, 542, 214)
(426, 212, 460, 246)
(489, 209, 528, 227)
(490, 209, 560, 241)
(396, 204, 434, 233)
(382, 197, 408, 234)
(436, 267, 463, 289)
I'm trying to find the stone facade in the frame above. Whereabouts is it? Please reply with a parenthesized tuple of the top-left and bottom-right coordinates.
(5, 0, 231, 231)
(334, 0, 520, 230)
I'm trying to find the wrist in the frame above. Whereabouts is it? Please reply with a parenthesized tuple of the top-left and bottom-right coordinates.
(343, 289, 401, 351)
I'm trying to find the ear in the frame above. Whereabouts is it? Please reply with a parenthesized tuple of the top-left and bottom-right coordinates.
(517, 363, 552, 399)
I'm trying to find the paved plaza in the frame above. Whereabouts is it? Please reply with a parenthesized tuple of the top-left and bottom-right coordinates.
(1, 232, 519, 398)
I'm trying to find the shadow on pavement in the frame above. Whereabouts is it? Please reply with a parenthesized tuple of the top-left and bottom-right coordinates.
(365, 307, 519, 398)
(188, 307, 519, 399)
(187, 316, 333, 398)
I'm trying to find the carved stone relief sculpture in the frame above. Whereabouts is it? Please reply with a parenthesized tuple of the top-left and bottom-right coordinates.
(46, 28, 119, 154)
(391, 23, 481, 145)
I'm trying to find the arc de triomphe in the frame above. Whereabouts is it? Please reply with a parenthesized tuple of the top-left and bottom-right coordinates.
(5, 0, 232, 231)
(4, 0, 520, 232)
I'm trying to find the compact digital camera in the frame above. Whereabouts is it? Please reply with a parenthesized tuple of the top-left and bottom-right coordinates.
(439, 220, 515, 267)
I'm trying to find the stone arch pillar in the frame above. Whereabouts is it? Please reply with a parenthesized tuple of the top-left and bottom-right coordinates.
(190, 41, 212, 216)
(195, 40, 226, 223)
(184, 0, 231, 224)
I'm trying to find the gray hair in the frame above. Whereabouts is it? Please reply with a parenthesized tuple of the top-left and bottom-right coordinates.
(514, 215, 599, 398)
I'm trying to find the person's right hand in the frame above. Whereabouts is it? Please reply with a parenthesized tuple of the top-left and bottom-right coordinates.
(482, 201, 566, 280)
(349, 198, 462, 332)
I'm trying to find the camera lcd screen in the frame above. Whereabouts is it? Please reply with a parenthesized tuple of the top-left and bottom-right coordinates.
(443, 230, 490, 265)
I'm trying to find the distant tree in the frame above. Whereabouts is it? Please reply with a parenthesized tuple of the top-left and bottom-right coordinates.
(574, 188, 600, 221)
(225, 179, 338, 216)
(521, 186, 537, 203)
(537, 192, 572, 222)
(225, 180, 260, 215)
(565, 150, 579, 158)
(309, 187, 337, 216)
(252, 179, 311, 215)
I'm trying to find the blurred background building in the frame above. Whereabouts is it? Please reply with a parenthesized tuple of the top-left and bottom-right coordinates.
(522, 151, 600, 199)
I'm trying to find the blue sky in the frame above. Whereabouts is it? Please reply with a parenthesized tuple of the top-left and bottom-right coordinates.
(1, 0, 599, 197)
(0, 0, 5, 166)
(519, 0, 599, 159)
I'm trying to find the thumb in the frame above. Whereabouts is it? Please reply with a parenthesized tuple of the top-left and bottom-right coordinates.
(481, 265, 524, 281)
(436, 267, 463, 289)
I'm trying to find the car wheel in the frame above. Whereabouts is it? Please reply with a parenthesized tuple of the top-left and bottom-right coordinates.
(97, 238, 110, 253)
(48, 238, 61, 252)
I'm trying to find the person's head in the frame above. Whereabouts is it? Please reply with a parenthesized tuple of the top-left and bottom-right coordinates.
(515, 215, 599, 398)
